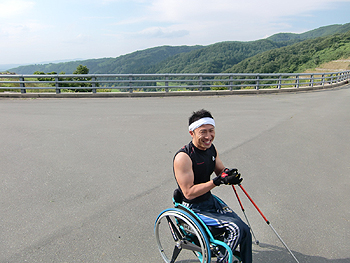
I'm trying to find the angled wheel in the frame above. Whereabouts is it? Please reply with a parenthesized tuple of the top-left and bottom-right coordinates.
(154, 208, 211, 263)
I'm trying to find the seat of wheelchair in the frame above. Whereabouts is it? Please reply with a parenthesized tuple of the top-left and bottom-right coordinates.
(173, 189, 227, 240)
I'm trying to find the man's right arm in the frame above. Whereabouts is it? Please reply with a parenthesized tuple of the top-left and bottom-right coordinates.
(174, 152, 216, 200)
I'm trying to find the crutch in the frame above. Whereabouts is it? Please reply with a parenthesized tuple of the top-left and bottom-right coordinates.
(232, 185, 259, 245)
(238, 184, 300, 263)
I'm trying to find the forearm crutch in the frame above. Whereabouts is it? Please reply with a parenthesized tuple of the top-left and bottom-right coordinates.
(232, 185, 259, 245)
(238, 184, 300, 263)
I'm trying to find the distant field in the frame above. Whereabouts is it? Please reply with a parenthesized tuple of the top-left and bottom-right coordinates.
(304, 56, 350, 73)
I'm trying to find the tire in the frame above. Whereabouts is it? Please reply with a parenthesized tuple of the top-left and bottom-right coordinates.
(154, 208, 211, 263)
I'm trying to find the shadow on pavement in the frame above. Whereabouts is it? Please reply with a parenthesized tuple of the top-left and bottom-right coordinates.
(157, 242, 349, 263)
(254, 243, 349, 263)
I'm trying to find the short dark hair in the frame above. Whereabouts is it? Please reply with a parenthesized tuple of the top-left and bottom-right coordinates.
(189, 109, 214, 126)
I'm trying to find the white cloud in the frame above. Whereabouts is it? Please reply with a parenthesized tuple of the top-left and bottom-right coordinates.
(0, 20, 48, 40)
(125, 0, 350, 43)
(147, 0, 346, 22)
(135, 27, 189, 39)
(63, 34, 93, 44)
(0, 0, 35, 18)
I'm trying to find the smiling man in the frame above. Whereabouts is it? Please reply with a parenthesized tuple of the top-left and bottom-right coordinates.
(173, 109, 252, 263)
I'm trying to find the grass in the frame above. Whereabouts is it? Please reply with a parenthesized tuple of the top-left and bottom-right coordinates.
(304, 56, 350, 73)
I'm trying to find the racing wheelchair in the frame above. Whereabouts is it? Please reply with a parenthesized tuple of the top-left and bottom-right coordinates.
(154, 189, 242, 263)
(155, 181, 301, 263)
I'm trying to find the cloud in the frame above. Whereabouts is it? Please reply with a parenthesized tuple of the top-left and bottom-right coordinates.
(136, 27, 189, 39)
(63, 34, 93, 44)
(127, 0, 350, 43)
(0, 0, 35, 18)
(0, 20, 49, 40)
(147, 0, 347, 22)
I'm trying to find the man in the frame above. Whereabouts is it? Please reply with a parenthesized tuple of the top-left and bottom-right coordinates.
(173, 109, 252, 263)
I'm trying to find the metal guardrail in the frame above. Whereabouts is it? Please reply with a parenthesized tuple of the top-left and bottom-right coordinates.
(0, 71, 349, 94)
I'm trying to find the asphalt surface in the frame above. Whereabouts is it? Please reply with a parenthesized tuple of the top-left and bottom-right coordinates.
(1, 85, 349, 262)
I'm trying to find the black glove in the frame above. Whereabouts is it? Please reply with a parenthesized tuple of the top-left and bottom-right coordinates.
(213, 168, 243, 186)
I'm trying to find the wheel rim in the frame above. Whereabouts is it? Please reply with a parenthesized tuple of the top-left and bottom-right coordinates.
(155, 209, 210, 263)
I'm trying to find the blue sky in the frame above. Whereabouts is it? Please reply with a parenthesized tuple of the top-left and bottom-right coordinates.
(0, 0, 350, 65)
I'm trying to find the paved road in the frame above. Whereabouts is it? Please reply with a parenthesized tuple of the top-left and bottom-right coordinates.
(1, 85, 349, 262)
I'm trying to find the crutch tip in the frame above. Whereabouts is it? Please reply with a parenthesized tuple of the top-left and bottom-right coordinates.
(255, 240, 260, 245)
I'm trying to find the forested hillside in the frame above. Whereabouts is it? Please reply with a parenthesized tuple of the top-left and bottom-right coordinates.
(8, 23, 350, 74)
(225, 30, 350, 73)
(10, 46, 203, 74)
(144, 40, 288, 73)
(267, 23, 350, 42)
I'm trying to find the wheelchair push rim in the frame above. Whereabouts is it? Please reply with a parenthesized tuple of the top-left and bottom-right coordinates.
(154, 208, 211, 263)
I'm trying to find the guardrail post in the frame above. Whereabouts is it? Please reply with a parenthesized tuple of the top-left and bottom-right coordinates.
(322, 74, 325, 86)
(19, 76, 26, 93)
(229, 75, 233, 91)
(255, 74, 260, 90)
(55, 76, 61, 94)
(129, 75, 133, 93)
(278, 75, 281, 89)
(165, 76, 169, 92)
(92, 76, 96, 93)
(296, 75, 300, 88)
(199, 75, 203, 91)
(310, 74, 314, 87)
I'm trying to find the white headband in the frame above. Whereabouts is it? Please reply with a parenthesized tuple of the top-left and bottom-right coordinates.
(189, 117, 215, 131)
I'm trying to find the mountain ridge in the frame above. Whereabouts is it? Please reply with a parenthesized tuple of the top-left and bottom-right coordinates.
(6, 22, 350, 74)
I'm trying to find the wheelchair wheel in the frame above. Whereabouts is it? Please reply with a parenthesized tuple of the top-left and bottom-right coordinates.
(154, 208, 211, 263)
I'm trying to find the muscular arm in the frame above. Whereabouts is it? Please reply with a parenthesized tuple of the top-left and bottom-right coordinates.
(174, 150, 227, 200)
(174, 152, 216, 200)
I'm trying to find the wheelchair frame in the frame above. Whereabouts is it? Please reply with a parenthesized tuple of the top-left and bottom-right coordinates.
(154, 195, 241, 263)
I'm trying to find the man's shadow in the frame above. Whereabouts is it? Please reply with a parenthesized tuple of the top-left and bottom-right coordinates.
(253, 243, 349, 263)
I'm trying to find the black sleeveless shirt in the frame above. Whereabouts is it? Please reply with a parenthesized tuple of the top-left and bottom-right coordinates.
(174, 141, 217, 203)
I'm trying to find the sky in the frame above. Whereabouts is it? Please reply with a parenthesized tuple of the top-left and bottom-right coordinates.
(0, 0, 350, 66)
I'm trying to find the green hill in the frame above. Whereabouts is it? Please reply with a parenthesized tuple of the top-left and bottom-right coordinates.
(144, 40, 289, 73)
(267, 22, 350, 42)
(10, 45, 203, 74)
(7, 23, 350, 74)
(224, 30, 350, 74)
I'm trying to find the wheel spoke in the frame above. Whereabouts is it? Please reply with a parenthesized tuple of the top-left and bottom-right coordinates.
(181, 240, 202, 253)
(170, 246, 181, 263)
(166, 215, 182, 242)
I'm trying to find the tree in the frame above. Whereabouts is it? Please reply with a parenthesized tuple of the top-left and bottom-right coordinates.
(34, 65, 95, 92)
(34, 71, 58, 87)
(70, 65, 92, 92)
(73, 65, 89, 75)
